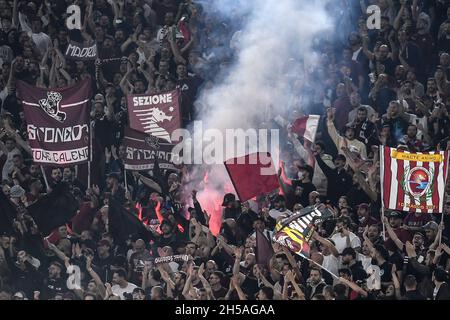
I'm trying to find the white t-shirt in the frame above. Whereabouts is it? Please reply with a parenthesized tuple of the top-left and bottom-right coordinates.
(330, 232, 361, 254)
(112, 282, 138, 300)
(322, 254, 340, 279)
(2, 147, 21, 181)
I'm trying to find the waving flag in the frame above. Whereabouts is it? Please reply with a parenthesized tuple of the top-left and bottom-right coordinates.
(273, 205, 333, 258)
(16, 79, 92, 166)
(380, 146, 449, 213)
(122, 127, 178, 171)
(224, 152, 279, 203)
(291, 115, 320, 143)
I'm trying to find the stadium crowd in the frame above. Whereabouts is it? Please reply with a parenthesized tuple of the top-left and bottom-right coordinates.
(1, 0, 450, 300)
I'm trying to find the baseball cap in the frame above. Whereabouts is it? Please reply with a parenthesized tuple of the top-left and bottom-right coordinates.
(357, 203, 369, 210)
(221, 193, 236, 206)
(422, 221, 438, 231)
(10, 185, 25, 198)
(388, 211, 402, 219)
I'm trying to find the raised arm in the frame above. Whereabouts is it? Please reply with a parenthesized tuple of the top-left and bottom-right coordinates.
(382, 215, 404, 251)
(339, 277, 368, 298)
(135, 173, 163, 194)
(312, 231, 339, 257)
(326, 108, 341, 150)
(86, 256, 106, 297)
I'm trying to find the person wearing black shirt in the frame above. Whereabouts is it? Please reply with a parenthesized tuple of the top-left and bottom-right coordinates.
(314, 153, 352, 206)
(156, 220, 180, 251)
(341, 247, 367, 282)
(291, 164, 316, 208)
(404, 274, 425, 300)
(176, 64, 202, 126)
(41, 261, 68, 300)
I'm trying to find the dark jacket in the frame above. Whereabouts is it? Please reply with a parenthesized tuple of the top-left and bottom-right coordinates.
(435, 282, 450, 300)
(315, 154, 352, 206)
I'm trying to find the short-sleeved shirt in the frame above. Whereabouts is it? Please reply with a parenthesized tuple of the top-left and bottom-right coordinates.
(331, 232, 361, 254)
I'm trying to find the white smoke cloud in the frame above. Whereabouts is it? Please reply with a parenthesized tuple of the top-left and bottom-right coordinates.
(184, 0, 332, 226)
(197, 0, 332, 133)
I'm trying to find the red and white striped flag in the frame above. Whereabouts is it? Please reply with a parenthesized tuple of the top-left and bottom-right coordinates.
(291, 115, 320, 143)
(380, 146, 449, 213)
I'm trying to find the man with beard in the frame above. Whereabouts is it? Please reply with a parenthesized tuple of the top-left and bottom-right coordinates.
(327, 108, 367, 160)
(41, 261, 68, 300)
(349, 107, 378, 152)
(422, 221, 448, 250)
(331, 216, 361, 254)
(370, 244, 393, 290)
(347, 92, 375, 124)
(62, 167, 85, 193)
(105, 172, 126, 204)
(268, 195, 291, 222)
(155, 220, 180, 251)
(111, 268, 137, 300)
(401, 124, 427, 152)
(305, 268, 327, 300)
(341, 247, 368, 282)
(49, 167, 62, 189)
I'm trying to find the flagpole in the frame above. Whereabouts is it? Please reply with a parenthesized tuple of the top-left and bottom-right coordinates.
(40, 166, 49, 191)
(88, 121, 93, 188)
(439, 212, 444, 246)
(379, 146, 386, 241)
(124, 169, 128, 193)
(305, 256, 339, 279)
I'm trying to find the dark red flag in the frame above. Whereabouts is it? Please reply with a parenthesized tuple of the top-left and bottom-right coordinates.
(224, 152, 279, 203)
(122, 127, 178, 172)
(127, 89, 181, 143)
(16, 79, 92, 166)
(256, 229, 274, 269)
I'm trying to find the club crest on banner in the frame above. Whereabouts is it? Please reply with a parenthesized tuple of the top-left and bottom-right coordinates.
(134, 107, 173, 143)
(402, 166, 434, 199)
(145, 134, 160, 150)
(39, 91, 66, 122)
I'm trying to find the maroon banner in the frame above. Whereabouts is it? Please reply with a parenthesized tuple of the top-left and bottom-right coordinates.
(123, 127, 180, 171)
(16, 79, 92, 166)
(127, 89, 181, 143)
(224, 152, 279, 203)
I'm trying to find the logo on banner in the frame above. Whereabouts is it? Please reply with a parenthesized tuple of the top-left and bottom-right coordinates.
(402, 166, 433, 199)
(38, 91, 66, 122)
(145, 135, 160, 150)
(134, 107, 173, 143)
